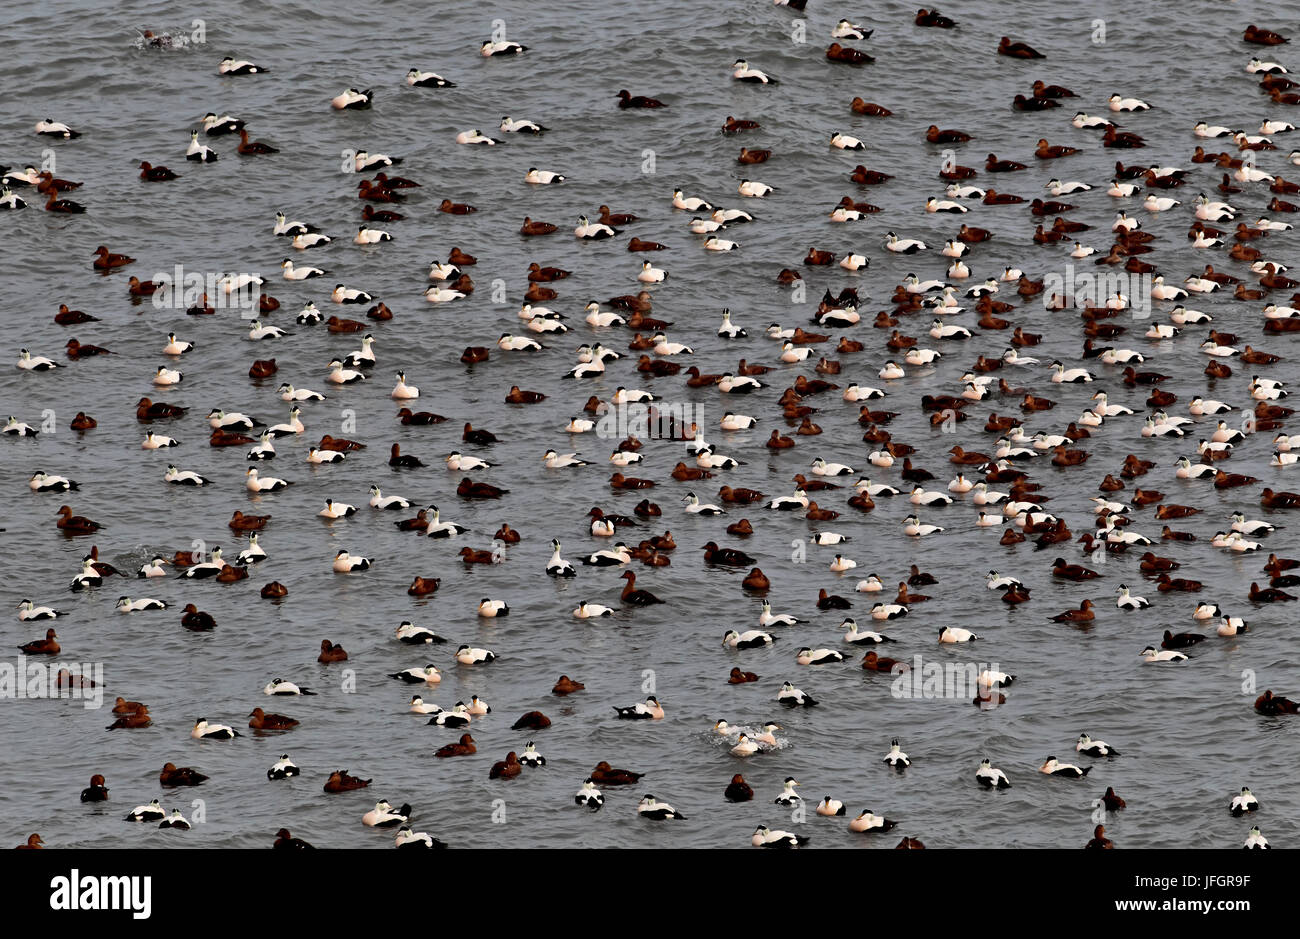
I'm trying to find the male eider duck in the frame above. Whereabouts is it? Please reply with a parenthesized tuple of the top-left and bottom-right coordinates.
(219, 56, 267, 75)
(330, 88, 373, 110)
(732, 59, 777, 84)
(125, 800, 165, 822)
(407, 68, 455, 87)
(614, 696, 664, 720)
(575, 779, 604, 809)
(191, 718, 241, 739)
(637, 795, 685, 820)
(1231, 787, 1260, 816)
(1076, 733, 1119, 757)
(395, 827, 445, 849)
(883, 738, 910, 768)
(1040, 756, 1089, 777)
(774, 777, 802, 805)
(267, 754, 299, 780)
(752, 825, 807, 848)
(777, 681, 817, 707)
(18, 599, 66, 620)
(1244, 826, 1270, 849)
(362, 802, 412, 827)
(332, 550, 371, 573)
(481, 39, 527, 56)
(976, 759, 1011, 789)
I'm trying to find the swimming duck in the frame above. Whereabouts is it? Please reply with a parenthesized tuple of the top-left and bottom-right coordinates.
(434, 731, 477, 757)
(248, 707, 298, 730)
(777, 682, 817, 707)
(332, 550, 370, 573)
(191, 718, 240, 740)
(637, 795, 686, 820)
(179, 604, 216, 631)
(1230, 787, 1260, 816)
(1140, 646, 1188, 663)
(265, 754, 300, 781)
(614, 696, 664, 720)
(362, 802, 412, 827)
(1255, 689, 1300, 714)
(731, 59, 777, 84)
(323, 770, 370, 792)
(124, 799, 166, 823)
(330, 87, 372, 110)
(1244, 827, 1270, 849)
(481, 39, 527, 56)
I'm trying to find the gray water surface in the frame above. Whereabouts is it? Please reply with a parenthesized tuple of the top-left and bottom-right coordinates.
(2, 0, 1299, 849)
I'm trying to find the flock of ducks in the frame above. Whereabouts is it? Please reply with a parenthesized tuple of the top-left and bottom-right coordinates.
(7, 8, 1300, 850)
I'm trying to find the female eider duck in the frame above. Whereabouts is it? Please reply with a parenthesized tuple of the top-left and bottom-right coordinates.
(435, 733, 476, 757)
(317, 640, 347, 663)
(248, 707, 298, 730)
(485, 752, 522, 780)
(323, 770, 370, 792)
